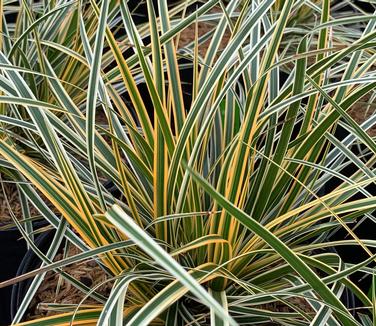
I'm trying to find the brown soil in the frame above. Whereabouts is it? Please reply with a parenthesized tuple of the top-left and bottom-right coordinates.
(0, 176, 53, 227)
(27, 245, 112, 320)
(260, 296, 314, 315)
(348, 98, 376, 136)
(0, 180, 23, 225)
(178, 6, 232, 58)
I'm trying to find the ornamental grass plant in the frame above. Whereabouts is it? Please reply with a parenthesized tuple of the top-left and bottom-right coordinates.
(0, 0, 375, 325)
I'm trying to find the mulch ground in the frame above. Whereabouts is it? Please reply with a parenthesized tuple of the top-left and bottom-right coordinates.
(26, 246, 113, 320)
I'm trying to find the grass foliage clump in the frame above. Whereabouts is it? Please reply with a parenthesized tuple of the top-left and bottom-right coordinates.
(0, 0, 375, 325)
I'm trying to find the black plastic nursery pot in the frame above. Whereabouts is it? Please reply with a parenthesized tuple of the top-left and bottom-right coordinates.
(0, 228, 27, 326)
(320, 125, 376, 313)
(10, 229, 55, 322)
(6, 181, 118, 323)
(0, 220, 53, 325)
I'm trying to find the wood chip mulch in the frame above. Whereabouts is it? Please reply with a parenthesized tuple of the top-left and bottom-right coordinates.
(27, 245, 113, 320)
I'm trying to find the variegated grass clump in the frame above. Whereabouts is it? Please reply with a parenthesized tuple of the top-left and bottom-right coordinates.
(0, 0, 375, 325)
